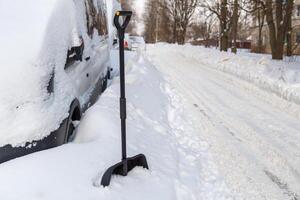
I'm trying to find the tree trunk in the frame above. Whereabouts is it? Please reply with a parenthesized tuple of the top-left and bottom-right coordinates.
(231, 0, 238, 54)
(286, 24, 292, 57)
(265, 0, 294, 60)
(257, 1, 265, 54)
(178, 26, 186, 45)
(286, 1, 293, 56)
(273, 41, 284, 59)
(258, 29, 263, 53)
(172, 18, 178, 43)
(266, 0, 280, 59)
(220, 0, 228, 51)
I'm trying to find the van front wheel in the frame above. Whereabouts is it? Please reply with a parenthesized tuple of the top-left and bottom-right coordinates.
(65, 99, 81, 143)
(66, 121, 75, 142)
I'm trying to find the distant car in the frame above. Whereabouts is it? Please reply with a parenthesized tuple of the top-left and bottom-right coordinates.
(124, 33, 132, 50)
(130, 36, 146, 51)
(0, 0, 112, 163)
(112, 33, 133, 51)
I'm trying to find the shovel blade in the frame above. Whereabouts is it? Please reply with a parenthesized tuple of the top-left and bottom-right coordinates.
(101, 154, 148, 187)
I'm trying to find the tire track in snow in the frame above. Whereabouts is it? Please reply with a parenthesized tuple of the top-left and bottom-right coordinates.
(147, 47, 300, 200)
(264, 170, 300, 200)
(185, 60, 300, 200)
(160, 63, 288, 200)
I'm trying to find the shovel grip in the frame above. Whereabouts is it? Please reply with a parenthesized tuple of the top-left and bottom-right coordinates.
(114, 11, 132, 31)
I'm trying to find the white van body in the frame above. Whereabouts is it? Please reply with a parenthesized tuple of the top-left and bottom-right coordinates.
(0, 0, 112, 163)
(107, 0, 122, 49)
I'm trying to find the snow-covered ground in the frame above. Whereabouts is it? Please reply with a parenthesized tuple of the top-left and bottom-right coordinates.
(1, 45, 300, 200)
(0, 50, 230, 200)
(147, 44, 300, 199)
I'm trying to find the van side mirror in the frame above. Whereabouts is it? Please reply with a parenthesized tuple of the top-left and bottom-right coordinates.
(65, 40, 85, 69)
(113, 39, 118, 45)
(71, 43, 84, 61)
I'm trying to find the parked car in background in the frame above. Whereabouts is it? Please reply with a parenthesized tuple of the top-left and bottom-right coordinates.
(124, 33, 132, 50)
(130, 36, 146, 51)
(0, 0, 112, 164)
(112, 33, 133, 51)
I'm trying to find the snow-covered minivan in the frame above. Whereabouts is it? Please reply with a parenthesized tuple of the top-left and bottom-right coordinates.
(0, 0, 112, 163)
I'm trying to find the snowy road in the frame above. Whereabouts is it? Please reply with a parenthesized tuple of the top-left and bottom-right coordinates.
(147, 45, 300, 200)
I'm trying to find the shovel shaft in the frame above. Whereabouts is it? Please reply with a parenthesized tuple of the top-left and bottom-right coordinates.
(100, 11, 148, 187)
(118, 24, 127, 164)
(119, 31, 126, 99)
(115, 10, 132, 174)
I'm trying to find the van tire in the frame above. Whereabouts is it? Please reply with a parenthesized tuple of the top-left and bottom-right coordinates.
(65, 99, 81, 143)
(102, 76, 108, 92)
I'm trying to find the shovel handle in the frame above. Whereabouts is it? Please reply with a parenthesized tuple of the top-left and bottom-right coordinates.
(114, 11, 132, 31)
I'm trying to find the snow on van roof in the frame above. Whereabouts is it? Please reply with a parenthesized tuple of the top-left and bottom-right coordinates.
(0, 0, 80, 146)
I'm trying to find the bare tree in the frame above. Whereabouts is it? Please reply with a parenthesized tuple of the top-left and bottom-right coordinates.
(144, 0, 159, 43)
(159, 0, 173, 42)
(144, 0, 173, 43)
(177, 0, 199, 44)
(163, 0, 198, 44)
(231, 0, 239, 53)
(190, 8, 217, 47)
(201, 0, 231, 51)
(236, 0, 267, 53)
(250, 0, 266, 53)
(121, 0, 138, 35)
(286, 7, 292, 57)
(220, 0, 229, 51)
(265, 0, 294, 60)
(164, 0, 179, 43)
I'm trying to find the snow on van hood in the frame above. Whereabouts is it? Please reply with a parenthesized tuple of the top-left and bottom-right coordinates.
(0, 0, 81, 147)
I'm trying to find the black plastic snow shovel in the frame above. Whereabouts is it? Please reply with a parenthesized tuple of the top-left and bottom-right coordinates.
(100, 11, 149, 187)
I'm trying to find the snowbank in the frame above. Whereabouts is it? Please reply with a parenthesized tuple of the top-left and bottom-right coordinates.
(0, 52, 229, 200)
(149, 44, 300, 106)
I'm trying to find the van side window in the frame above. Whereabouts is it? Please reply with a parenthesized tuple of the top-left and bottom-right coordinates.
(296, 32, 300, 43)
(85, 0, 108, 38)
(85, 0, 97, 37)
(65, 37, 84, 69)
(95, 0, 108, 37)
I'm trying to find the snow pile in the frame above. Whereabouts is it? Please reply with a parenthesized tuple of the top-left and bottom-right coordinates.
(148, 44, 300, 106)
(0, 52, 230, 200)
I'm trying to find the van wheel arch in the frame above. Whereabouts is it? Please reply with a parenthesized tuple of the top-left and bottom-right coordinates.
(65, 99, 81, 143)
